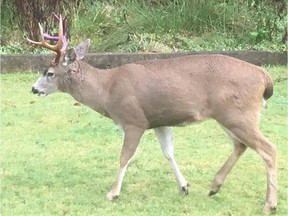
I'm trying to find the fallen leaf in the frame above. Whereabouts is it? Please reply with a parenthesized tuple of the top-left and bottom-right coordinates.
(73, 102, 81, 106)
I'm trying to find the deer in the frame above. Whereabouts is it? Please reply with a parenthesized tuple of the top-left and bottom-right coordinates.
(27, 14, 277, 214)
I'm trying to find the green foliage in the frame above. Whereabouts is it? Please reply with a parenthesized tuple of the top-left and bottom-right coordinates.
(1, 0, 287, 53)
(1, 66, 287, 215)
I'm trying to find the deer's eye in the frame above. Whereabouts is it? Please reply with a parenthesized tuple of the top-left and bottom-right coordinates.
(47, 72, 55, 77)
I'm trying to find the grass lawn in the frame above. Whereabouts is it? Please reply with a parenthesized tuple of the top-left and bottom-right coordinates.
(1, 66, 287, 215)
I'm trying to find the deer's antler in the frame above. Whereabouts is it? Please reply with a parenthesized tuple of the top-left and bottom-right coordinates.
(26, 14, 67, 65)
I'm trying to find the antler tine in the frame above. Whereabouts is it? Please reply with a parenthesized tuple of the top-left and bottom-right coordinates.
(26, 23, 46, 45)
(55, 15, 63, 50)
(26, 14, 64, 62)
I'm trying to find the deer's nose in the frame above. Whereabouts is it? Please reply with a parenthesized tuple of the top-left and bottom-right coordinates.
(31, 87, 39, 94)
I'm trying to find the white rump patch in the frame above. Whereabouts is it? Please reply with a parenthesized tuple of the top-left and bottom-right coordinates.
(262, 99, 267, 108)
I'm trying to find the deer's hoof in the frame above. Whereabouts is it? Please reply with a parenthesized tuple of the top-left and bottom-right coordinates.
(106, 192, 119, 201)
(208, 184, 222, 196)
(180, 184, 189, 195)
(208, 190, 218, 196)
(263, 203, 277, 214)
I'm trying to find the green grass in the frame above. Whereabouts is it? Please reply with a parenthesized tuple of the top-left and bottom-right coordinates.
(1, 66, 287, 215)
(1, 0, 287, 54)
(64, 1, 288, 52)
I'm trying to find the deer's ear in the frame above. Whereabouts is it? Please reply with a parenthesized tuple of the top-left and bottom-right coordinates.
(63, 39, 90, 66)
(74, 39, 90, 60)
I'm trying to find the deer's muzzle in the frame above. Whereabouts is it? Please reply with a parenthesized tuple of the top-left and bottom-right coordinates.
(32, 87, 39, 94)
(31, 87, 46, 96)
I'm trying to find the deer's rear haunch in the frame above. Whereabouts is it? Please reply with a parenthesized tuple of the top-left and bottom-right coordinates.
(28, 14, 277, 214)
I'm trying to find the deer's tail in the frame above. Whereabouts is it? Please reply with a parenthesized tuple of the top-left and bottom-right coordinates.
(263, 71, 274, 100)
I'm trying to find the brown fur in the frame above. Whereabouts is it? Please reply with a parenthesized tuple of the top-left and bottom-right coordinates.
(32, 52, 277, 214)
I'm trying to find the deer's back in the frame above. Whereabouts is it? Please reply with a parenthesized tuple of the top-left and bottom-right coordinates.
(105, 55, 268, 128)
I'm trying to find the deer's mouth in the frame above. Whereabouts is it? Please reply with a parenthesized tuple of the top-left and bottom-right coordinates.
(38, 91, 47, 97)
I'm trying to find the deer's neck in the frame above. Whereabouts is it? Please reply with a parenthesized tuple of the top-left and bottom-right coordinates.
(63, 61, 111, 117)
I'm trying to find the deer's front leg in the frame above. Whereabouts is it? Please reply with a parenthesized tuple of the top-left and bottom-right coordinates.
(106, 125, 145, 201)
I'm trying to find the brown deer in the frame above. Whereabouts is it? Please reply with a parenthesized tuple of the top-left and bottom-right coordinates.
(27, 15, 277, 213)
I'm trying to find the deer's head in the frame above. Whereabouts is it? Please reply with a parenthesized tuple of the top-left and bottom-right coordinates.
(27, 14, 90, 96)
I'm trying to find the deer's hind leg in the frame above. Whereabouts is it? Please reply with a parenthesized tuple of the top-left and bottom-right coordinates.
(215, 112, 277, 214)
(209, 133, 247, 196)
(154, 127, 189, 194)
